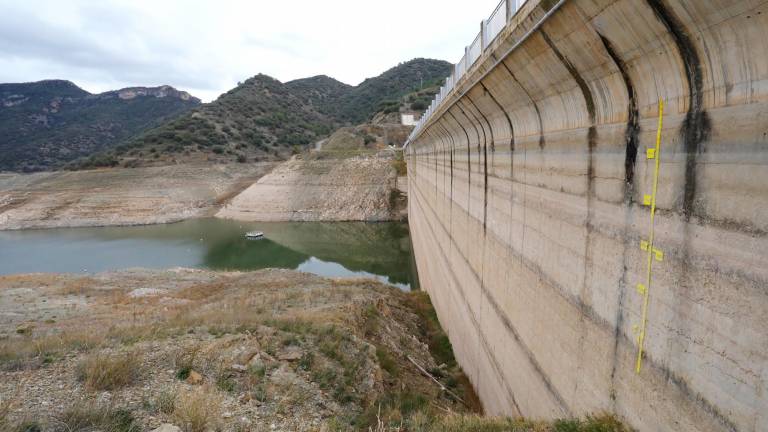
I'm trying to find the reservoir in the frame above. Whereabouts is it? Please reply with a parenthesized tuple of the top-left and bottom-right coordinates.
(0, 218, 419, 290)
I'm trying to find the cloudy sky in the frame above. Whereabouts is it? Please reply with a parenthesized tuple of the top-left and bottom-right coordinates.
(0, 0, 502, 102)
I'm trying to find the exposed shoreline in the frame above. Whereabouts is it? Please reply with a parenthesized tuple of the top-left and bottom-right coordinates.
(0, 163, 276, 231)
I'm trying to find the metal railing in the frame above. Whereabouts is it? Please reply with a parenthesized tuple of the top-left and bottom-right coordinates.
(405, 0, 528, 148)
(486, 0, 508, 43)
(468, 33, 483, 66)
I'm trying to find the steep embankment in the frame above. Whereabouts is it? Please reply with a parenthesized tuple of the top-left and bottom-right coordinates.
(217, 124, 408, 222)
(407, 1, 767, 431)
(0, 163, 274, 230)
(0, 80, 199, 172)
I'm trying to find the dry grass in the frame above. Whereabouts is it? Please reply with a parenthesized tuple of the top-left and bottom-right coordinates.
(0, 329, 105, 371)
(154, 390, 177, 415)
(56, 277, 100, 296)
(173, 386, 222, 432)
(0, 271, 631, 432)
(76, 351, 141, 391)
(0, 392, 14, 430)
(53, 401, 139, 432)
(399, 413, 630, 432)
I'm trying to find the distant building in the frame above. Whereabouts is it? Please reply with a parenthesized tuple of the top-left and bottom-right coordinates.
(401, 113, 418, 126)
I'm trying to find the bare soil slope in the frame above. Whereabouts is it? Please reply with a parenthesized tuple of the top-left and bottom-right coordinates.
(0, 163, 275, 230)
(216, 155, 397, 222)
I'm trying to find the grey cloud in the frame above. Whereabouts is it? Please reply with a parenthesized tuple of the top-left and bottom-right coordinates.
(0, 4, 217, 91)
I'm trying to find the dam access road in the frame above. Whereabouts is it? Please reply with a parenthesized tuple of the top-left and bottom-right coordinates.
(405, 0, 768, 431)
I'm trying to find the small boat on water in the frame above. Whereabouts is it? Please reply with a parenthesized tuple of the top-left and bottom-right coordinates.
(245, 231, 264, 239)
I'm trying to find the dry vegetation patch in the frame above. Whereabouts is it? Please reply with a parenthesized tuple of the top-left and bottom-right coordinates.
(0, 269, 628, 431)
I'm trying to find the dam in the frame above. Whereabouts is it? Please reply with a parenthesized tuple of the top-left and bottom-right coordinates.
(404, 0, 767, 431)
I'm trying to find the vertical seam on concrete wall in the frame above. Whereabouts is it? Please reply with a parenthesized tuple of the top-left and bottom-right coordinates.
(464, 95, 493, 233)
(410, 177, 556, 416)
(437, 122, 456, 204)
(594, 28, 641, 412)
(454, 104, 483, 218)
(498, 59, 547, 149)
(446, 110, 472, 214)
(456, 98, 491, 389)
(480, 80, 517, 252)
(541, 26, 599, 402)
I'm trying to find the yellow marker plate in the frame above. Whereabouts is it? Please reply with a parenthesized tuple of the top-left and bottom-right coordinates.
(647, 148, 656, 159)
(653, 248, 664, 261)
(643, 194, 652, 206)
(640, 240, 649, 251)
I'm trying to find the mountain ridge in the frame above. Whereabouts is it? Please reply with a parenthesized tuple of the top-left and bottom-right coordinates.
(82, 58, 451, 168)
(0, 80, 200, 171)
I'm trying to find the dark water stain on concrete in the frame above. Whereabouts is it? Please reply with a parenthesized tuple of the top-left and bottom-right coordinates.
(645, 0, 711, 220)
(598, 33, 640, 201)
(593, 30, 643, 407)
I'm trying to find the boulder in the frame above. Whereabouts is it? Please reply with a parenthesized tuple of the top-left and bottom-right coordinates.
(186, 370, 203, 385)
(231, 363, 248, 372)
(151, 424, 181, 432)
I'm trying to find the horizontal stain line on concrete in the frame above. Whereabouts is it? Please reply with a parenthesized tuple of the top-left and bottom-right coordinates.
(410, 174, 739, 426)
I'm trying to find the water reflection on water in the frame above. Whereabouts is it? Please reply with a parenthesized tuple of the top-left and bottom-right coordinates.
(0, 218, 419, 290)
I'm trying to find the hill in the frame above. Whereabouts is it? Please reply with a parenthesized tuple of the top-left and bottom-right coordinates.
(338, 58, 451, 123)
(92, 74, 352, 168)
(80, 58, 452, 168)
(0, 80, 200, 172)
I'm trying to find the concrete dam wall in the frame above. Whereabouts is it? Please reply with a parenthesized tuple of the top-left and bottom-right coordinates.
(405, 1, 767, 431)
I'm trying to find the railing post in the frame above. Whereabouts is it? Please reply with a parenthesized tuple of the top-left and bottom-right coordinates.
(464, 46, 470, 72)
(481, 20, 488, 50)
(506, 0, 514, 21)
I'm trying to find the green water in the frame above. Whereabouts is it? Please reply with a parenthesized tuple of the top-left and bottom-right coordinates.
(0, 219, 419, 290)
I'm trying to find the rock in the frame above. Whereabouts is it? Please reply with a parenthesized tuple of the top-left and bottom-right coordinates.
(186, 370, 203, 385)
(128, 287, 168, 298)
(231, 363, 247, 372)
(236, 345, 261, 364)
(247, 354, 264, 369)
(222, 411, 233, 418)
(151, 424, 182, 432)
(277, 346, 303, 361)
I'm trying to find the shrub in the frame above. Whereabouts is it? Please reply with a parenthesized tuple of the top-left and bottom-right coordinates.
(174, 347, 199, 380)
(375, 346, 398, 376)
(76, 352, 139, 391)
(173, 387, 222, 432)
(411, 101, 428, 111)
(154, 390, 176, 415)
(55, 402, 139, 432)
